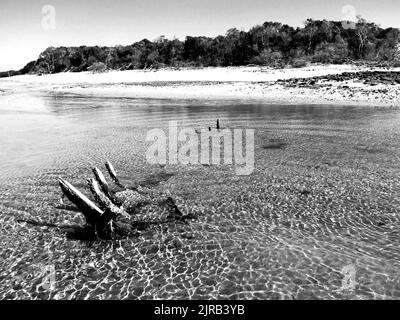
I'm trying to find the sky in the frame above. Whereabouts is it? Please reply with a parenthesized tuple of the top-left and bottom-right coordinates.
(0, 0, 399, 71)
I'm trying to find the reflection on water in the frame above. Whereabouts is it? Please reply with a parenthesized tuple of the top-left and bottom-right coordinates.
(1, 93, 397, 179)
(0, 92, 399, 299)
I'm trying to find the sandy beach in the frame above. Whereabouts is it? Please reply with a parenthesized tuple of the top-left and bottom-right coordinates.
(1, 65, 400, 106)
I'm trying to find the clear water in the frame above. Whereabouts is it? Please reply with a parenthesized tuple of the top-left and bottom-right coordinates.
(0, 92, 399, 299)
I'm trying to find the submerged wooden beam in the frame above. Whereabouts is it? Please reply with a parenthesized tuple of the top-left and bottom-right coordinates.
(92, 167, 111, 198)
(105, 160, 125, 189)
(87, 178, 130, 219)
(87, 178, 109, 209)
(57, 161, 190, 240)
(58, 177, 103, 226)
(59, 177, 131, 237)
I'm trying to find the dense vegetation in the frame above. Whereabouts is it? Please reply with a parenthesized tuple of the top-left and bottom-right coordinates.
(1, 18, 400, 77)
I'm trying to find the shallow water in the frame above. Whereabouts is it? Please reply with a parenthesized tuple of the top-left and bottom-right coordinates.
(0, 92, 399, 299)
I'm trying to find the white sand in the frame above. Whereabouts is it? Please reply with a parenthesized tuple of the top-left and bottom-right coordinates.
(1, 65, 400, 106)
(1, 65, 363, 84)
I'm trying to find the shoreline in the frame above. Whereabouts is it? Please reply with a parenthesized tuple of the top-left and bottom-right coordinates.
(1, 65, 400, 106)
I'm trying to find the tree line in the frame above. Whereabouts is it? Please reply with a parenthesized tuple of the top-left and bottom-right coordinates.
(1, 17, 399, 77)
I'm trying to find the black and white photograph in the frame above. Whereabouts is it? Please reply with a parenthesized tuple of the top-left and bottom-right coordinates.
(0, 0, 399, 305)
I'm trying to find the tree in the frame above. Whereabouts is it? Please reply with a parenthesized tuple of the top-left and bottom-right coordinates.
(376, 28, 400, 62)
(313, 36, 349, 63)
(10, 17, 400, 76)
(39, 47, 57, 73)
(250, 49, 284, 67)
